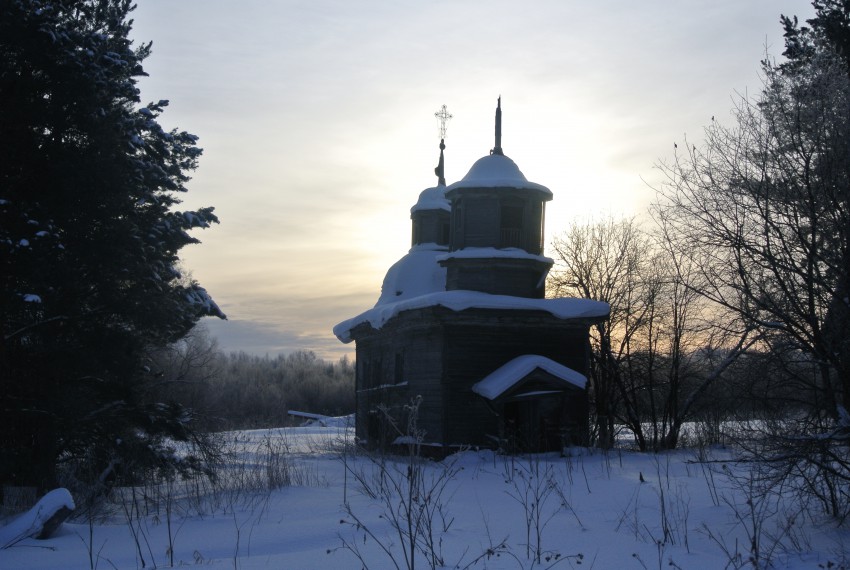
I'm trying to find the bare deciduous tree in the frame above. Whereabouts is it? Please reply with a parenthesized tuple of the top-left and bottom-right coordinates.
(653, 49, 850, 421)
(652, 31, 850, 518)
(550, 218, 753, 451)
(550, 217, 647, 448)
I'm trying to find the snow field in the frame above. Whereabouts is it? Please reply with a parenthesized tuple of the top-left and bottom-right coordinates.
(1, 423, 848, 569)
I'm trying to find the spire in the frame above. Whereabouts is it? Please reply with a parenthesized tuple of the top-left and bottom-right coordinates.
(434, 104, 452, 186)
(492, 96, 503, 156)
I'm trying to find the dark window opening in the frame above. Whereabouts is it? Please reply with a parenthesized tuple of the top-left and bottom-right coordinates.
(360, 359, 370, 388)
(373, 358, 383, 387)
(394, 352, 404, 384)
(453, 203, 464, 249)
(500, 203, 524, 248)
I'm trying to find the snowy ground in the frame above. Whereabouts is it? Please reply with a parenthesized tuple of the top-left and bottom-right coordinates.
(1, 421, 848, 569)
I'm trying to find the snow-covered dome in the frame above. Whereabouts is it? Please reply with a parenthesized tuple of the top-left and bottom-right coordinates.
(447, 154, 551, 197)
(410, 185, 450, 213)
(375, 243, 447, 306)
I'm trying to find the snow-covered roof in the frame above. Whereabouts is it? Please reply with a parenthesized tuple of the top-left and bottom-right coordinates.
(334, 290, 609, 343)
(446, 154, 551, 197)
(375, 243, 447, 306)
(437, 247, 553, 264)
(471, 355, 587, 400)
(410, 185, 450, 213)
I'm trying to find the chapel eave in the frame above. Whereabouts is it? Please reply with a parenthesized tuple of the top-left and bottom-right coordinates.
(333, 290, 610, 343)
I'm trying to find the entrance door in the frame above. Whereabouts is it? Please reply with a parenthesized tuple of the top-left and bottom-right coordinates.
(503, 396, 563, 452)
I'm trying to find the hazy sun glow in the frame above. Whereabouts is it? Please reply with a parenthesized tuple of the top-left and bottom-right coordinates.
(130, 0, 814, 360)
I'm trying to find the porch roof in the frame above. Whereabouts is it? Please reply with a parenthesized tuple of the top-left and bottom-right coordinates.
(471, 355, 587, 400)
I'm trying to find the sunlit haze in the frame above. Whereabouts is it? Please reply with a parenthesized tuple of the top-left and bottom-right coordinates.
(130, 0, 814, 360)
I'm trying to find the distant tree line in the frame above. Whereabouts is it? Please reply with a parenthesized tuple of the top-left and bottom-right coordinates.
(148, 328, 355, 431)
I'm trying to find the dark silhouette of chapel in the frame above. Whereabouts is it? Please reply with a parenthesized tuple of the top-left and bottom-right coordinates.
(334, 100, 608, 452)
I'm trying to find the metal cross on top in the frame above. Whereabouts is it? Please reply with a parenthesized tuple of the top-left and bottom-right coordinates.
(434, 104, 452, 140)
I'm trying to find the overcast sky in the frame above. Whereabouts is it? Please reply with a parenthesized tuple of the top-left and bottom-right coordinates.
(130, 0, 814, 361)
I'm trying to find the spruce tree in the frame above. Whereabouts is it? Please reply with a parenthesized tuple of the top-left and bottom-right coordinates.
(0, 0, 225, 490)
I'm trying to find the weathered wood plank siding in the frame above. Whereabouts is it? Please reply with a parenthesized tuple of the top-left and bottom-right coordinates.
(439, 310, 591, 447)
(352, 311, 446, 446)
(352, 306, 596, 450)
(443, 257, 550, 298)
(411, 209, 450, 246)
(462, 196, 499, 247)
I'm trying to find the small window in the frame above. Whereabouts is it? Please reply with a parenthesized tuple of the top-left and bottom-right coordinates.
(394, 352, 404, 384)
(373, 358, 383, 387)
(453, 202, 464, 249)
(360, 359, 370, 388)
(412, 219, 421, 245)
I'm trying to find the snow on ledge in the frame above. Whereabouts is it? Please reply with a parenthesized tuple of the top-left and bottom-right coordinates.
(472, 355, 587, 400)
(437, 247, 553, 264)
(333, 290, 609, 343)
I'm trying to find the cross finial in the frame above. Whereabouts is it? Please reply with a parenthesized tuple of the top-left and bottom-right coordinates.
(435, 104, 452, 140)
